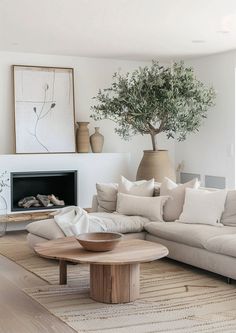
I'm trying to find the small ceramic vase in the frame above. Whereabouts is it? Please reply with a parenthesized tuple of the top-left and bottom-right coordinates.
(90, 127, 104, 153)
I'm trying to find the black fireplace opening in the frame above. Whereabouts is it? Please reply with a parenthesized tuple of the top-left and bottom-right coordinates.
(11, 170, 77, 212)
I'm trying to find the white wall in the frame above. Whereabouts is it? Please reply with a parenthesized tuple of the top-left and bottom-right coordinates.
(175, 50, 236, 188)
(1, 49, 235, 187)
(0, 153, 131, 212)
(0, 51, 175, 178)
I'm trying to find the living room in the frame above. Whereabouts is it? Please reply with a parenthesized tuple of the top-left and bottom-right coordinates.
(1, 0, 236, 332)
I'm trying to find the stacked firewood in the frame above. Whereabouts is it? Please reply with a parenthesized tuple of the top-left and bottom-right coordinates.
(18, 194, 65, 208)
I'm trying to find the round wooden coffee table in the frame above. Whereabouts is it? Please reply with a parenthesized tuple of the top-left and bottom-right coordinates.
(34, 237, 168, 304)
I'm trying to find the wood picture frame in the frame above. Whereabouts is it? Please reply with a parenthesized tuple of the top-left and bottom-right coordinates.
(13, 65, 76, 154)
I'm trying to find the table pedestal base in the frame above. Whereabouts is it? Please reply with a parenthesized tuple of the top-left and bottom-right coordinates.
(90, 263, 140, 304)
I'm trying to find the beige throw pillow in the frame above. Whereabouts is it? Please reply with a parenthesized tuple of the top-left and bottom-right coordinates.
(160, 177, 199, 222)
(118, 176, 154, 197)
(96, 183, 118, 212)
(116, 193, 169, 221)
(221, 190, 236, 226)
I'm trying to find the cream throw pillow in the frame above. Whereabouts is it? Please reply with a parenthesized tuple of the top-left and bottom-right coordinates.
(178, 188, 227, 226)
(96, 183, 118, 212)
(118, 176, 154, 196)
(160, 177, 199, 221)
(116, 193, 169, 221)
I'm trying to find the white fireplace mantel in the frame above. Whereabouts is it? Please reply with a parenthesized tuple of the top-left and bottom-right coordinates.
(0, 153, 131, 214)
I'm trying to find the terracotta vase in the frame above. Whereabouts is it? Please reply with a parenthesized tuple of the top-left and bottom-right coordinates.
(76, 122, 90, 153)
(136, 150, 176, 182)
(90, 127, 104, 153)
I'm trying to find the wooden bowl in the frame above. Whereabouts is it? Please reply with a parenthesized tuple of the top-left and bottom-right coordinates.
(76, 232, 123, 252)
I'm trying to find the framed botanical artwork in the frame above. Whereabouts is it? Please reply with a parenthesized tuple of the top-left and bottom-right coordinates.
(13, 65, 76, 154)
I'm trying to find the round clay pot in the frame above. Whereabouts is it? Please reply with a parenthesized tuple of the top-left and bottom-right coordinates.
(90, 127, 104, 153)
(76, 122, 90, 153)
(136, 150, 176, 182)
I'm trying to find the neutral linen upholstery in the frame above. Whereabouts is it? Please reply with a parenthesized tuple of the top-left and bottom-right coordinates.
(116, 193, 168, 221)
(27, 213, 149, 243)
(179, 188, 227, 226)
(144, 221, 236, 249)
(27, 186, 236, 281)
(89, 212, 149, 233)
(27, 233, 49, 248)
(27, 218, 65, 239)
(118, 176, 154, 196)
(221, 190, 236, 226)
(95, 177, 156, 213)
(160, 177, 199, 222)
(96, 183, 118, 212)
(146, 234, 236, 279)
(91, 195, 99, 212)
(205, 234, 236, 257)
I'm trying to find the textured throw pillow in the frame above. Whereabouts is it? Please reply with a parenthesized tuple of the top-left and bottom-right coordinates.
(118, 176, 154, 197)
(221, 190, 236, 226)
(160, 177, 199, 222)
(96, 183, 118, 212)
(178, 188, 227, 227)
(116, 192, 169, 221)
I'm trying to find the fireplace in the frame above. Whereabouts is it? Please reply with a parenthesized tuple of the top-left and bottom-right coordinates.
(11, 170, 77, 212)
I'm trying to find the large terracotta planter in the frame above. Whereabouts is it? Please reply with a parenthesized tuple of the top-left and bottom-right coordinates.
(136, 150, 176, 182)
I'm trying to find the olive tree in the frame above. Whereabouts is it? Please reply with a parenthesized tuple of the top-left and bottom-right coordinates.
(91, 61, 216, 151)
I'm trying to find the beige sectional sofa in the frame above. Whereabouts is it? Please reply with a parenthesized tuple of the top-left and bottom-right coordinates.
(145, 222, 236, 282)
(27, 189, 236, 282)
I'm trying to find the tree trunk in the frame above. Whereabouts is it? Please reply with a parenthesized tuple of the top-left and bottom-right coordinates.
(150, 133, 158, 151)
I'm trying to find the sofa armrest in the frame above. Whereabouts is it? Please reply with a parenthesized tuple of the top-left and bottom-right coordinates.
(91, 195, 99, 212)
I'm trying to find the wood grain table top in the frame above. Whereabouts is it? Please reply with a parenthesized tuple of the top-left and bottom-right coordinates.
(34, 237, 169, 265)
(0, 211, 55, 223)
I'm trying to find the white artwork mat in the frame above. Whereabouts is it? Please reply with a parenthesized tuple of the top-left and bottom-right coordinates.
(14, 66, 76, 153)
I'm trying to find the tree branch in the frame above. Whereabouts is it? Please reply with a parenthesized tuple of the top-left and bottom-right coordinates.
(157, 120, 165, 133)
(148, 122, 159, 134)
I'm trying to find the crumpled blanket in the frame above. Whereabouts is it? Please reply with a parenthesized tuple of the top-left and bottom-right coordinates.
(53, 206, 106, 236)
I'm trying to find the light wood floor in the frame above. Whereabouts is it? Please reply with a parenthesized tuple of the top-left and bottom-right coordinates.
(0, 231, 76, 333)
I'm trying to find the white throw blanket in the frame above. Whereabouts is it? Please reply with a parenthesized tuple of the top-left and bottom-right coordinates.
(53, 206, 107, 236)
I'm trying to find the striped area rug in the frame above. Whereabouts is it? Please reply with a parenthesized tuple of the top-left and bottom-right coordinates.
(1, 237, 236, 332)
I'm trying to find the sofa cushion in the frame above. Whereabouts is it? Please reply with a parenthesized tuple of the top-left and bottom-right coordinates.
(144, 222, 236, 249)
(205, 234, 236, 258)
(118, 176, 154, 196)
(90, 212, 149, 234)
(27, 218, 65, 240)
(116, 193, 168, 221)
(96, 183, 118, 212)
(160, 177, 199, 222)
(27, 233, 49, 248)
(221, 190, 236, 226)
(27, 213, 149, 240)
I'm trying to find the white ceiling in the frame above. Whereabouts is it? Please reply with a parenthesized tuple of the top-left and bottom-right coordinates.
(1, 0, 236, 60)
